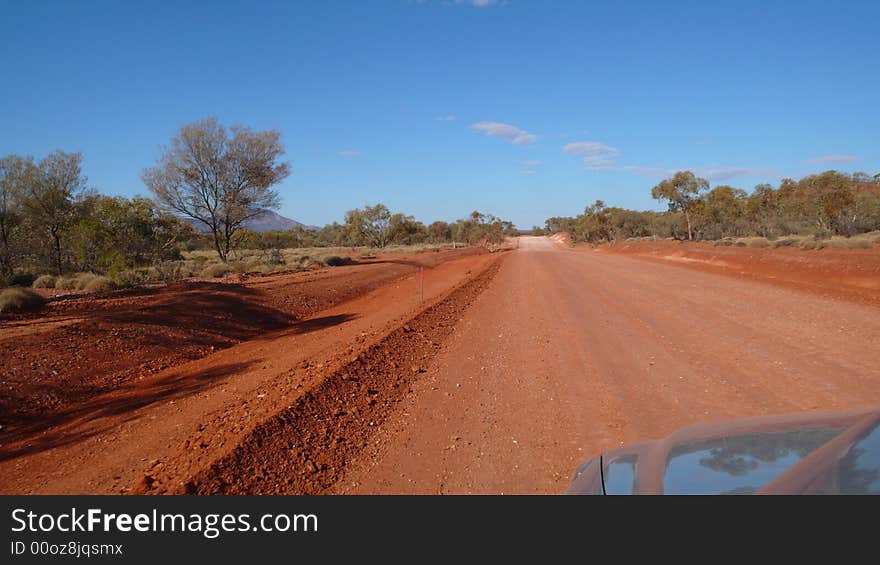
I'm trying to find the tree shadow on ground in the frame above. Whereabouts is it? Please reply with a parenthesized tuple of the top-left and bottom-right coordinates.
(0, 360, 257, 464)
(288, 313, 357, 334)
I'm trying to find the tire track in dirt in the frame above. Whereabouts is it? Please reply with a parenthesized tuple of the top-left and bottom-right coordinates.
(147, 259, 504, 494)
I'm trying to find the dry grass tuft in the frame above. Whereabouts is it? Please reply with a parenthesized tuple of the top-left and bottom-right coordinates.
(0, 287, 46, 313)
(32, 274, 56, 288)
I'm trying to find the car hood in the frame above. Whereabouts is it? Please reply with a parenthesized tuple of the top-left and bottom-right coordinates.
(567, 407, 880, 495)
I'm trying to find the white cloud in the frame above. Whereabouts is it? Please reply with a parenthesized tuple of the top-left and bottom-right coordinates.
(471, 121, 537, 144)
(518, 159, 542, 166)
(416, 0, 504, 6)
(807, 154, 860, 165)
(456, 0, 501, 6)
(697, 166, 775, 181)
(337, 150, 362, 157)
(562, 141, 620, 170)
(617, 165, 675, 176)
(520, 170, 536, 176)
(563, 141, 608, 154)
(562, 140, 774, 180)
(615, 164, 774, 181)
(434, 115, 457, 122)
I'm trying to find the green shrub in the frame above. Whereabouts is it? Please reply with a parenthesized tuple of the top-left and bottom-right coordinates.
(83, 276, 116, 293)
(324, 255, 352, 267)
(32, 275, 57, 288)
(266, 248, 285, 266)
(155, 262, 185, 284)
(201, 263, 232, 278)
(112, 269, 147, 288)
(0, 287, 46, 313)
(73, 273, 99, 291)
(744, 237, 770, 248)
(772, 238, 799, 248)
(54, 276, 77, 290)
(800, 239, 828, 250)
(830, 238, 872, 249)
(10, 273, 37, 287)
(229, 261, 250, 274)
(2, 272, 36, 287)
(812, 228, 833, 240)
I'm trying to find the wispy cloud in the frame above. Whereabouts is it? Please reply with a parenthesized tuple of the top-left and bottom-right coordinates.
(471, 121, 537, 145)
(520, 169, 536, 176)
(416, 0, 505, 6)
(337, 150, 362, 157)
(434, 115, 457, 122)
(561, 140, 775, 181)
(563, 141, 620, 169)
(807, 154, 860, 165)
(615, 164, 774, 181)
(697, 166, 775, 181)
(456, 0, 503, 7)
(518, 159, 542, 166)
(616, 165, 675, 176)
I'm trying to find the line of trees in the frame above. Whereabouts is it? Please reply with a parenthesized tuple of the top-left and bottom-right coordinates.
(0, 151, 190, 284)
(545, 170, 880, 244)
(1, 118, 517, 287)
(0, 152, 191, 284)
(236, 207, 517, 253)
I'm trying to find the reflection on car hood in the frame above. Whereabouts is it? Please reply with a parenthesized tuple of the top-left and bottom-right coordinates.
(567, 407, 880, 495)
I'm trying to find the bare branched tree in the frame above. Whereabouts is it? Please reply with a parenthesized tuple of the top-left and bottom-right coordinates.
(142, 118, 290, 262)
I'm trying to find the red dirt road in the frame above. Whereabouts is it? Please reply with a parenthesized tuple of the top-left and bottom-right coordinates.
(338, 236, 880, 494)
(2, 237, 878, 495)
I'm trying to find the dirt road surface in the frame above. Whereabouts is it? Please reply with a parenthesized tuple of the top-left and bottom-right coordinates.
(338, 236, 880, 494)
(3, 237, 878, 494)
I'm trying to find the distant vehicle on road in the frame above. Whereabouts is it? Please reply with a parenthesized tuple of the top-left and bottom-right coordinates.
(568, 408, 880, 495)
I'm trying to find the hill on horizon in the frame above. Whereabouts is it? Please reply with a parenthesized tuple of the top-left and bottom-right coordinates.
(186, 209, 319, 233)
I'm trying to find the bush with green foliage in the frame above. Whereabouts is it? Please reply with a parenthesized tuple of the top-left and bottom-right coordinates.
(73, 273, 98, 291)
(5, 272, 37, 287)
(201, 263, 232, 278)
(547, 170, 880, 245)
(83, 276, 116, 293)
(323, 255, 351, 267)
(54, 276, 77, 290)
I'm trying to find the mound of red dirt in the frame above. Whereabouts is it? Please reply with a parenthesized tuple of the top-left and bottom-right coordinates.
(598, 240, 880, 307)
(549, 231, 572, 246)
(0, 248, 484, 423)
(176, 259, 503, 494)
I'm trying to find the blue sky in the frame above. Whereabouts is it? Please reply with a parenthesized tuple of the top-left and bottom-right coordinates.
(2, 0, 878, 228)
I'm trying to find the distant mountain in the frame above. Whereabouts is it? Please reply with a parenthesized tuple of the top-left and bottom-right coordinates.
(243, 209, 319, 231)
(186, 210, 318, 232)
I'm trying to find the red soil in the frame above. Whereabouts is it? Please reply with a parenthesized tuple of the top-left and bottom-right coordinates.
(596, 240, 880, 307)
(0, 246, 502, 494)
(0, 248, 482, 423)
(3, 237, 878, 495)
